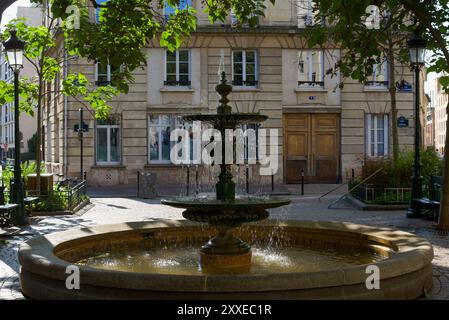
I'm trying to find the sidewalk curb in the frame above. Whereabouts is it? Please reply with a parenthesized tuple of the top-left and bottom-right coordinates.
(346, 194, 409, 211)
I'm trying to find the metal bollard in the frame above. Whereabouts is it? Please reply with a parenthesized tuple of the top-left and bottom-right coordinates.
(195, 165, 199, 196)
(301, 169, 305, 196)
(246, 165, 249, 194)
(186, 166, 190, 196)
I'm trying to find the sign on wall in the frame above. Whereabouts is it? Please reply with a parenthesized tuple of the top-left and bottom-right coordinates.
(397, 116, 409, 128)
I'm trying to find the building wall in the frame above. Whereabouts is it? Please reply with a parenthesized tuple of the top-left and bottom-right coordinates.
(43, 0, 416, 188)
(427, 74, 449, 155)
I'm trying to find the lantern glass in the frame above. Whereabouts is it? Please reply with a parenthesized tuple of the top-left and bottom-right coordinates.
(408, 47, 426, 65)
(6, 48, 24, 71)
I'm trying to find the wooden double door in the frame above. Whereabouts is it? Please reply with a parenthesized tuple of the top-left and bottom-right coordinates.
(284, 113, 340, 183)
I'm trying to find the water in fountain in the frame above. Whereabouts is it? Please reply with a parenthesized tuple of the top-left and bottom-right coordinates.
(73, 72, 388, 277)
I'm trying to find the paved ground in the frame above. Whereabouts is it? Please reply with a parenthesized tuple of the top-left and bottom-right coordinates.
(1, 184, 448, 299)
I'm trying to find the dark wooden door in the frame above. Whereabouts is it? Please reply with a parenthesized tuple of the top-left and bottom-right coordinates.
(284, 113, 339, 183)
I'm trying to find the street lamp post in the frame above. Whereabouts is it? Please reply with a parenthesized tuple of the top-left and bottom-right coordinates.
(3, 30, 26, 225)
(406, 29, 427, 219)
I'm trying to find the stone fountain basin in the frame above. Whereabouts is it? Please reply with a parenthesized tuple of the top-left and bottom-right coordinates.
(18, 220, 433, 300)
(161, 197, 291, 210)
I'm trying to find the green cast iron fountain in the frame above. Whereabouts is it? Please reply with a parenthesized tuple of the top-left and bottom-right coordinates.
(162, 72, 291, 273)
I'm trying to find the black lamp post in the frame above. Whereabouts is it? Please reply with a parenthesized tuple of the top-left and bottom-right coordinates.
(406, 29, 427, 218)
(3, 30, 26, 225)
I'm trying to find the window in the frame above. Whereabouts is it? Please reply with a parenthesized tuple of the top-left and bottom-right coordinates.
(165, 50, 191, 86)
(298, 50, 324, 87)
(148, 115, 195, 163)
(164, 0, 191, 20)
(230, 6, 259, 27)
(366, 114, 389, 157)
(366, 57, 388, 88)
(95, 62, 120, 86)
(95, 0, 109, 22)
(232, 50, 258, 87)
(96, 116, 121, 164)
(297, 0, 315, 28)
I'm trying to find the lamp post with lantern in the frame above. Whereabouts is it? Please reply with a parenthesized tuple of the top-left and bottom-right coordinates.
(406, 29, 427, 218)
(3, 30, 26, 225)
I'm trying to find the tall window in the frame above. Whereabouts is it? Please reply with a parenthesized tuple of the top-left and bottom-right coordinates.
(95, 0, 109, 22)
(232, 50, 258, 87)
(96, 116, 121, 164)
(297, 0, 315, 28)
(165, 50, 190, 86)
(95, 62, 120, 86)
(164, 0, 191, 20)
(298, 50, 324, 87)
(148, 115, 195, 163)
(366, 114, 389, 157)
(366, 57, 388, 88)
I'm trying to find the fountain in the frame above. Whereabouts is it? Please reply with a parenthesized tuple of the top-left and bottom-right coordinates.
(17, 72, 434, 300)
(161, 71, 290, 273)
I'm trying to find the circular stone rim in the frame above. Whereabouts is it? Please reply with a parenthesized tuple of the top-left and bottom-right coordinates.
(161, 197, 291, 210)
(18, 220, 434, 298)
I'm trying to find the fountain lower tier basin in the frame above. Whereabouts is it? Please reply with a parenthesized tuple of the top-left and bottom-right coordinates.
(19, 220, 433, 300)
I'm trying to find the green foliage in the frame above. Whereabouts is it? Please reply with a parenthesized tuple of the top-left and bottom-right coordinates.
(357, 149, 443, 188)
(0, 161, 45, 190)
(33, 191, 68, 211)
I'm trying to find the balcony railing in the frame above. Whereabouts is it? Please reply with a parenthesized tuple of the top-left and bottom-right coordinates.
(232, 80, 259, 86)
(164, 80, 191, 86)
(365, 81, 389, 87)
(298, 81, 324, 87)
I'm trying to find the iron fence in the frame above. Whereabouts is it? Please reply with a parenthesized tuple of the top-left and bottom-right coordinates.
(351, 183, 412, 204)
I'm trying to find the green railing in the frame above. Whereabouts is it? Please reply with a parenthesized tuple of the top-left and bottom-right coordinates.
(2, 180, 88, 212)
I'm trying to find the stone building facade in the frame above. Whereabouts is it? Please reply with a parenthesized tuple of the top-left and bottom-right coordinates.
(43, 0, 418, 189)
(426, 73, 448, 155)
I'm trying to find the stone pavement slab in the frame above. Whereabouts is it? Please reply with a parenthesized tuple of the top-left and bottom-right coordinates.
(1, 192, 448, 300)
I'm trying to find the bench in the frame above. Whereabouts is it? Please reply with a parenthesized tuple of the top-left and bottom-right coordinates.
(0, 204, 19, 228)
(416, 176, 442, 221)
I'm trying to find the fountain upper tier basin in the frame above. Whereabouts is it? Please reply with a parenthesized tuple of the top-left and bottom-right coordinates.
(19, 220, 433, 300)
(161, 196, 291, 211)
(182, 113, 268, 128)
(161, 196, 291, 226)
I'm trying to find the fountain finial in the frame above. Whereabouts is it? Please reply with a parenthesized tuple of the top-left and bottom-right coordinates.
(216, 71, 232, 114)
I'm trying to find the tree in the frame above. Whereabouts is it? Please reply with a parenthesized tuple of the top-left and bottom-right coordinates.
(302, 1, 411, 164)
(308, 0, 449, 230)
(0, 17, 120, 193)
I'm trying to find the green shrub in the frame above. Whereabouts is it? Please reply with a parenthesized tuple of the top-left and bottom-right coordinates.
(33, 191, 68, 211)
(357, 149, 442, 188)
(1, 161, 45, 189)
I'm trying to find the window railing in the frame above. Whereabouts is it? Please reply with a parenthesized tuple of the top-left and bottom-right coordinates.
(164, 80, 191, 86)
(298, 81, 324, 87)
(232, 80, 259, 86)
(95, 80, 111, 86)
(365, 81, 389, 87)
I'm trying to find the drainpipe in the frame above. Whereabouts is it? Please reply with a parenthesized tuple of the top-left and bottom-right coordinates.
(64, 49, 68, 177)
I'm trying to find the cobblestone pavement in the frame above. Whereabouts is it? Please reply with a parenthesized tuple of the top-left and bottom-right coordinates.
(1, 189, 448, 300)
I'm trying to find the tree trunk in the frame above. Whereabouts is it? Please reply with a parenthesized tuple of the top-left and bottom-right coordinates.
(35, 79, 43, 195)
(388, 36, 399, 163)
(438, 99, 449, 230)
